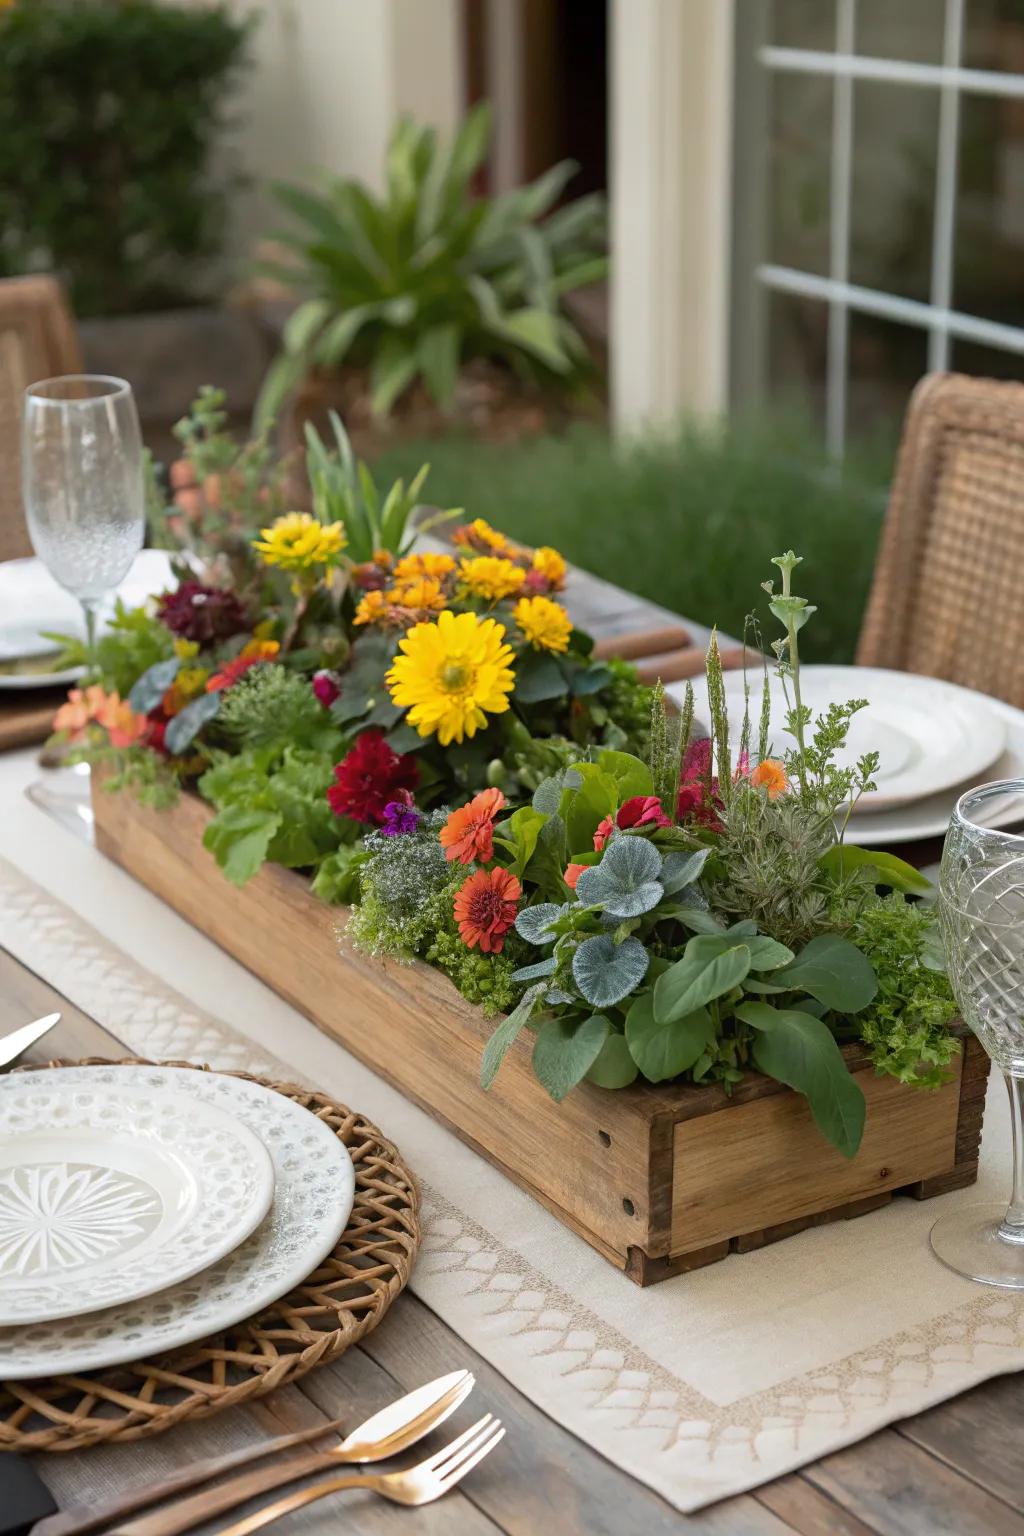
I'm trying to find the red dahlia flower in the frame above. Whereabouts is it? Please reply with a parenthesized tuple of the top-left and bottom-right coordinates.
(454, 867, 522, 953)
(617, 795, 672, 832)
(327, 730, 419, 824)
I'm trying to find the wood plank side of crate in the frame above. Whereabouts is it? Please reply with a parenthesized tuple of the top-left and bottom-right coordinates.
(90, 777, 668, 1269)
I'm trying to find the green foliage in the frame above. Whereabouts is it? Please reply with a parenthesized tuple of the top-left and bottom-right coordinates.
(89, 744, 180, 809)
(215, 664, 334, 753)
(736, 1000, 866, 1158)
(304, 412, 457, 563)
(199, 744, 355, 887)
(256, 103, 607, 425)
(375, 420, 888, 665)
(0, 0, 250, 315)
(49, 601, 175, 698)
(848, 895, 961, 1088)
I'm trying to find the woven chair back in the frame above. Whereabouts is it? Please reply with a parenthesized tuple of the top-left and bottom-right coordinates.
(0, 275, 83, 562)
(857, 372, 1024, 708)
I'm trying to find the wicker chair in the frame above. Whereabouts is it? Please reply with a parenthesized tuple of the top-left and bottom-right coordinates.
(0, 275, 83, 562)
(857, 372, 1024, 709)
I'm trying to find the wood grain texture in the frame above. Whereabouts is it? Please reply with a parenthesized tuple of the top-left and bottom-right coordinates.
(90, 775, 987, 1286)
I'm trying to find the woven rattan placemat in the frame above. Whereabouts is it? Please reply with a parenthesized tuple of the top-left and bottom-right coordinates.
(0, 1058, 421, 1453)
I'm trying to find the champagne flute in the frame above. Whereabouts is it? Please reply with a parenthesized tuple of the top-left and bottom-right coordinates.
(21, 375, 145, 673)
(935, 779, 1024, 1288)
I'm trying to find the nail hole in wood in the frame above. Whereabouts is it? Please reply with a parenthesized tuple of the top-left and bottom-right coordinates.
(598, 1130, 611, 1147)
(622, 1197, 636, 1217)
(879, 1166, 890, 1179)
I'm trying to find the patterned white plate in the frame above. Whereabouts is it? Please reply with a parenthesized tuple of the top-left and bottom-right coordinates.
(0, 1077, 275, 1326)
(0, 1066, 354, 1379)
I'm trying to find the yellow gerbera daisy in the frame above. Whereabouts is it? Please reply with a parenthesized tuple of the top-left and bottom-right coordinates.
(253, 512, 346, 573)
(513, 595, 573, 653)
(392, 551, 456, 583)
(385, 576, 446, 611)
(353, 590, 388, 626)
(387, 610, 515, 745)
(532, 545, 567, 590)
(459, 556, 525, 601)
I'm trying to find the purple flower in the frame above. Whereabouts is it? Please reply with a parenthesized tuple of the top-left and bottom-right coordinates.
(380, 789, 420, 836)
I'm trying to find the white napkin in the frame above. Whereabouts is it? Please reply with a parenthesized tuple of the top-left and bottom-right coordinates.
(0, 550, 175, 660)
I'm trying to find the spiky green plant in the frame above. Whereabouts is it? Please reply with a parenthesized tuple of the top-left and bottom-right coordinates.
(255, 103, 608, 426)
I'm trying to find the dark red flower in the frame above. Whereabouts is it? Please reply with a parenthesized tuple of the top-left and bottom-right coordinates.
(145, 715, 168, 755)
(327, 730, 419, 824)
(677, 736, 723, 829)
(157, 582, 249, 645)
(617, 795, 672, 832)
(312, 670, 341, 707)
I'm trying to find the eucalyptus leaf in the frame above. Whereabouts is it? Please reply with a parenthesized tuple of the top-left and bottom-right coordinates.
(773, 933, 878, 1015)
(164, 691, 221, 755)
(653, 942, 751, 1024)
(128, 655, 181, 715)
(736, 1000, 866, 1157)
(625, 990, 712, 1083)
(572, 934, 648, 1008)
(575, 836, 664, 918)
(532, 1015, 611, 1101)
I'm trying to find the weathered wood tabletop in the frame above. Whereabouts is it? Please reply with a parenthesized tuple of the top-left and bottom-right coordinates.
(7, 569, 1024, 1533)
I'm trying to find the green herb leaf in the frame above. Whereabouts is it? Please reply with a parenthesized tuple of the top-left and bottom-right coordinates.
(586, 1030, 640, 1089)
(736, 1001, 866, 1158)
(515, 650, 570, 703)
(480, 983, 546, 1089)
(818, 844, 932, 894)
(532, 1015, 611, 1101)
(164, 691, 221, 755)
(128, 655, 180, 714)
(653, 941, 751, 1024)
(202, 805, 282, 887)
(625, 990, 712, 1083)
(773, 933, 878, 1014)
(659, 848, 710, 896)
(595, 749, 653, 803)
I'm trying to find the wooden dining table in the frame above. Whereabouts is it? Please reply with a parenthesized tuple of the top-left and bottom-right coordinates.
(5, 564, 1023, 1535)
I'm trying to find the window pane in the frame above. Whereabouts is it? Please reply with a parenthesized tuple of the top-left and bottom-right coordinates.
(770, 0, 837, 51)
(849, 80, 939, 302)
(954, 93, 1024, 328)
(847, 312, 929, 458)
(767, 72, 832, 274)
(766, 289, 828, 435)
(951, 337, 1024, 381)
(962, 0, 1024, 74)
(856, 0, 946, 64)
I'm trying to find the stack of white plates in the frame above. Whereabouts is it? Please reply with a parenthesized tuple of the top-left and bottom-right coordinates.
(0, 551, 175, 690)
(669, 665, 1024, 847)
(0, 1065, 355, 1379)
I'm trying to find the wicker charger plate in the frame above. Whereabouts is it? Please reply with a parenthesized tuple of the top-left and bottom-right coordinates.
(0, 1058, 420, 1454)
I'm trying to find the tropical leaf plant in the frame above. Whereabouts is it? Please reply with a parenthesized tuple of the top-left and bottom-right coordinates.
(254, 103, 608, 427)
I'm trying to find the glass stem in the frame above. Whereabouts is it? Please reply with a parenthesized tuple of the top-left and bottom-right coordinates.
(998, 1071, 1024, 1247)
(81, 599, 99, 681)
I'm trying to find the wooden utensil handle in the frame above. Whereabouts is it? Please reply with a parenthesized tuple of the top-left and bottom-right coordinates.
(634, 645, 749, 685)
(110, 1447, 346, 1536)
(591, 624, 691, 661)
(41, 1423, 343, 1536)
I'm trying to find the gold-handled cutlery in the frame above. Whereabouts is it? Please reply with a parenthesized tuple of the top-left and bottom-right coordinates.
(38, 1371, 473, 1536)
(214, 1414, 505, 1536)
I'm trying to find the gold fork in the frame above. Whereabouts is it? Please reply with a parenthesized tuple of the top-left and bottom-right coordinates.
(215, 1413, 506, 1535)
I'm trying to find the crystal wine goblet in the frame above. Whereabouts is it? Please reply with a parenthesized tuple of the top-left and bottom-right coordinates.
(935, 779, 1024, 1288)
(21, 375, 145, 672)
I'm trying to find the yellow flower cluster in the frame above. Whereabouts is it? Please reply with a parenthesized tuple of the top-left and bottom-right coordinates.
(253, 512, 346, 573)
(513, 595, 573, 653)
(459, 556, 524, 601)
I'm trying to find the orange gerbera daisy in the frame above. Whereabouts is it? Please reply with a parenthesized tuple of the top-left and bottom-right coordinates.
(206, 639, 279, 692)
(454, 867, 522, 953)
(750, 758, 789, 799)
(440, 786, 506, 864)
(564, 862, 588, 890)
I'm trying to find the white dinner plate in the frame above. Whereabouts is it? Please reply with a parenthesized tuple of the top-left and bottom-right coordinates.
(0, 1079, 274, 1327)
(0, 1066, 355, 1379)
(0, 549, 175, 691)
(711, 666, 1007, 814)
(841, 694, 1024, 847)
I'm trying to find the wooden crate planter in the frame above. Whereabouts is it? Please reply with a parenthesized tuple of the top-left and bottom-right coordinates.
(91, 779, 990, 1285)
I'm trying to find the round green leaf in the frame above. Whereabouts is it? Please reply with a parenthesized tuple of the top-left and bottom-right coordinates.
(653, 942, 751, 1024)
(626, 991, 712, 1084)
(532, 1015, 611, 1101)
(572, 934, 648, 1008)
(586, 1031, 639, 1089)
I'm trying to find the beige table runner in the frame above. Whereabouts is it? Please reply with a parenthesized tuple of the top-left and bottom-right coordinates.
(1, 749, 1022, 1512)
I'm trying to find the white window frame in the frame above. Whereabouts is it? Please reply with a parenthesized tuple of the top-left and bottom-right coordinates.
(755, 0, 1024, 456)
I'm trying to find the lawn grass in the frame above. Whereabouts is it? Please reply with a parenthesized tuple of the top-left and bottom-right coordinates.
(376, 418, 890, 664)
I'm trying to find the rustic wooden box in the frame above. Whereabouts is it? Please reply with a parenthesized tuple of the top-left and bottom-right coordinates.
(91, 779, 989, 1285)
